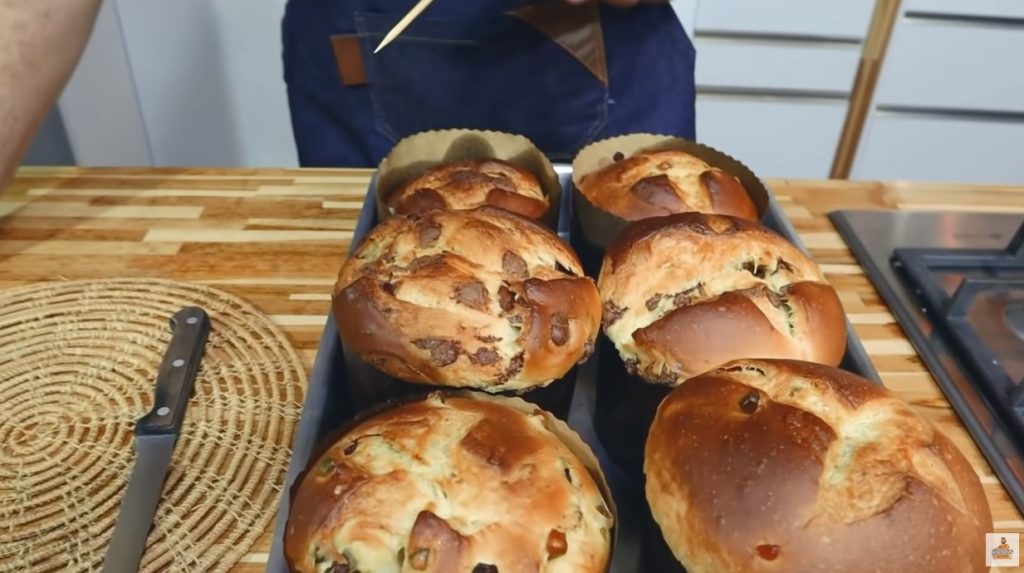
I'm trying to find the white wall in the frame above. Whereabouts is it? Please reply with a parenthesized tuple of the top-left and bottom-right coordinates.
(671, 0, 699, 35)
(59, 0, 151, 167)
(850, 4, 1024, 184)
(61, 1, 701, 170)
(60, 0, 298, 168)
(686, 0, 875, 179)
(61, 1, 791, 173)
(22, 109, 76, 166)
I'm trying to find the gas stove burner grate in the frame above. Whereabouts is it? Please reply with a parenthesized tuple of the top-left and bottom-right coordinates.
(893, 222, 1024, 435)
(829, 210, 1024, 515)
(1007, 300, 1024, 340)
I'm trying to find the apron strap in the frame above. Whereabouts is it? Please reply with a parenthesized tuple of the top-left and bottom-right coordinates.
(510, 1, 608, 86)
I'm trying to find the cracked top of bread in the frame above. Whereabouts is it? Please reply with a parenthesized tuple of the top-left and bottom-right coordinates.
(385, 159, 549, 220)
(333, 207, 600, 392)
(577, 149, 758, 222)
(598, 212, 846, 384)
(644, 358, 992, 573)
(285, 393, 614, 573)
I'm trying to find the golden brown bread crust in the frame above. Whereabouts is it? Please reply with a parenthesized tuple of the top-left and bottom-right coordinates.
(644, 359, 992, 573)
(334, 207, 601, 392)
(577, 150, 758, 221)
(285, 394, 614, 573)
(598, 212, 846, 384)
(387, 159, 549, 219)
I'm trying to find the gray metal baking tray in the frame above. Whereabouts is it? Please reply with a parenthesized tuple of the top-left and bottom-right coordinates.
(264, 167, 881, 572)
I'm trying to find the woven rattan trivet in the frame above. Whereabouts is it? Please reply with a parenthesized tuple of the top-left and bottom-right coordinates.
(0, 278, 306, 572)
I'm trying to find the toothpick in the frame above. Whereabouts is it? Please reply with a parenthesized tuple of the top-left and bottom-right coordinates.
(374, 0, 435, 53)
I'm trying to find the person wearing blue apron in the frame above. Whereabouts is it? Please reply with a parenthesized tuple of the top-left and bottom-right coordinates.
(281, 0, 696, 167)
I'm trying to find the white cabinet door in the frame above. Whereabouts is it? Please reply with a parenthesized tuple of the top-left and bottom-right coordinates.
(60, 0, 298, 168)
(697, 96, 849, 179)
(670, 0, 699, 36)
(112, 0, 297, 168)
(874, 18, 1024, 114)
(694, 39, 861, 95)
(901, 0, 1024, 20)
(59, 0, 151, 166)
(852, 113, 1024, 184)
(695, 0, 876, 40)
(688, 0, 871, 179)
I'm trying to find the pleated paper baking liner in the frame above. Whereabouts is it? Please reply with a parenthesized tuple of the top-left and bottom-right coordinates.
(374, 128, 563, 229)
(570, 133, 771, 252)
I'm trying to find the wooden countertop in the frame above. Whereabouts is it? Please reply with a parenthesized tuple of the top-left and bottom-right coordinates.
(3, 167, 1023, 571)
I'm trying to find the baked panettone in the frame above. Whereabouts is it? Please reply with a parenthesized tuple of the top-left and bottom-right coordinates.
(644, 359, 992, 573)
(333, 207, 601, 392)
(285, 393, 614, 573)
(576, 149, 758, 221)
(598, 212, 846, 384)
(386, 158, 549, 219)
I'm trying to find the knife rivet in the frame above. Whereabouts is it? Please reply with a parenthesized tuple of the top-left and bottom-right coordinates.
(172, 359, 185, 368)
(186, 316, 198, 325)
(157, 406, 170, 416)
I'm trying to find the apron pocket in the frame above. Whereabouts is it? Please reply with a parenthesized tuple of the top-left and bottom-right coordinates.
(354, 10, 608, 160)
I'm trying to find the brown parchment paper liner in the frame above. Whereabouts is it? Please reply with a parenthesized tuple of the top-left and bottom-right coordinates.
(570, 133, 771, 251)
(286, 390, 618, 572)
(375, 128, 562, 228)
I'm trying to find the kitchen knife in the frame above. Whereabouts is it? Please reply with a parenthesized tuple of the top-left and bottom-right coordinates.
(101, 306, 211, 573)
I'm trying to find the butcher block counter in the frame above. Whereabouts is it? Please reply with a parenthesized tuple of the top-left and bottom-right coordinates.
(2, 167, 1023, 571)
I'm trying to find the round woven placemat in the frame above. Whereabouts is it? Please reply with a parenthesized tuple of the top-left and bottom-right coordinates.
(0, 278, 306, 572)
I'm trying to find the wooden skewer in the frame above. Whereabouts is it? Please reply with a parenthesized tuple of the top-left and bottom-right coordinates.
(374, 0, 435, 53)
(373, 0, 664, 54)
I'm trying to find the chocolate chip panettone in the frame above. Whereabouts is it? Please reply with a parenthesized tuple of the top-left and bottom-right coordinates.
(386, 158, 549, 219)
(598, 212, 846, 384)
(285, 393, 614, 573)
(333, 207, 601, 392)
(576, 149, 758, 222)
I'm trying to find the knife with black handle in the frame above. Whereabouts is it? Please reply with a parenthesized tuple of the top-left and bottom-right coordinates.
(101, 306, 211, 573)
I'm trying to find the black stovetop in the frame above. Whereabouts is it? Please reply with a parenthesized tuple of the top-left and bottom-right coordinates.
(830, 209, 1024, 514)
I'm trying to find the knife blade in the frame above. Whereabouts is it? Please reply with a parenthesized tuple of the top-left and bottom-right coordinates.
(101, 306, 211, 573)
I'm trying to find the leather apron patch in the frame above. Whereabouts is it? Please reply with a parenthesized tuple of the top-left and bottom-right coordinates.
(331, 35, 368, 86)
